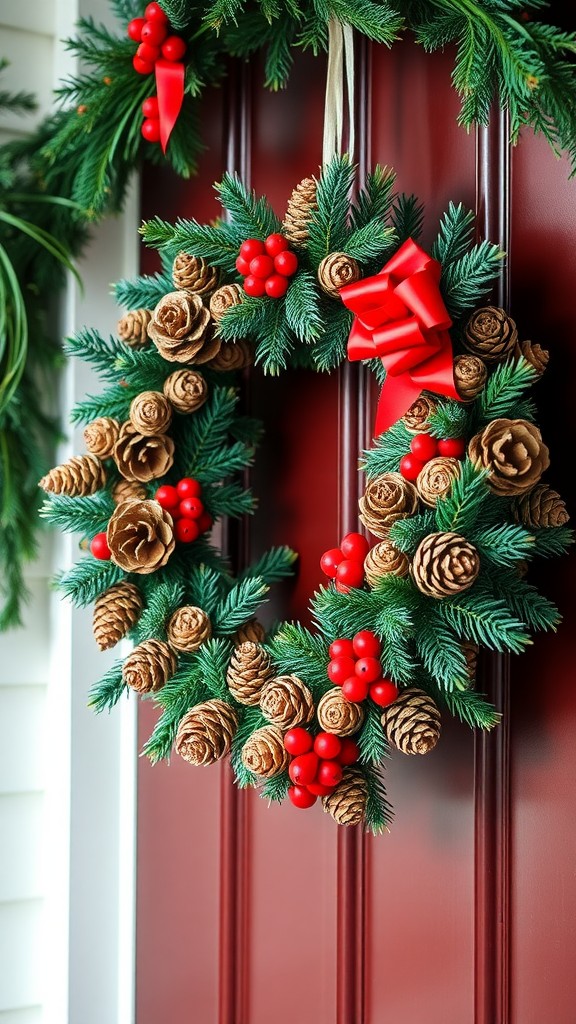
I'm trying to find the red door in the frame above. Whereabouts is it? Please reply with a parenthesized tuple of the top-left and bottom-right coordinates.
(136, 35, 576, 1024)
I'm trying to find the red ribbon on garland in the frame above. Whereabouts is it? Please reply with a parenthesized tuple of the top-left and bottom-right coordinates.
(340, 238, 461, 436)
(155, 59, 185, 153)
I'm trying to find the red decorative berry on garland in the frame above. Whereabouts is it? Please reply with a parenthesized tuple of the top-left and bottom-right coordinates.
(438, 437, 466, 458)
(320, 547, 343, 579)
(410, 433, 438, 461)
(354, 657, 382, 683)
(264, 274, 289, 299)
(327, 656, 356, 686)
(196, 511, 213, 534)
(90, 532, 111, 560)
(249, 254, 274, 279)
(352, 630, 381, 658)
(338, 737, 361, 765)
(141, 19, 167, 45)
(133, 54, 155, 75)
(155, 484, 179, 510)
(127, 17, 146, 41)
(243, 275, 266, 297)
(137, 41, 161, 63)
(342, 676, 370, 702)
(142, 96, 159, 119)
(307, 780, 336, 797)
(264, 233, 289, 257)
(141, 117, 161, 142)
(335, 559, 364, 590)
(274, 250, 298, 277)
(340, 531, 370, 561)
(288, 785, 317, 809)
(328, 637, 355, 660)
(399, 452, 426, 481)
(314, 732, 342, 760)
(289, 751, 319, 786)
(180, 496, 204, 520)
(239, 238, 265, 262)
(369, 680, 399, 707)
(161, 35, 186, 60)
(144, 2, 168, 22)
(317, 760, 343, 788)
(284, 728, 313, 756)
(177, 477, 202, 499)
(175, 518, 200, 543)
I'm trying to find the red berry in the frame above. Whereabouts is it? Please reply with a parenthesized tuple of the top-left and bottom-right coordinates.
(289, 752, 319, 786)
(283, 728, 313, 756)
(438, 437, 466, 459)
(328, 638, 355, 660)
(196, 511, 213, 534)
(137, 41, 161, 63)
(327, 656, 356, 686)
(155, 484, 179, 509)
(235, 255, 251, 276)
(264, 274, 289, 299)
(274, 250, 298, 277)
(90, 532, 111, 560)
(307, 781, 336, 797)
(288, 785, 317, 809)
(175, 517, 200, 543)
(354, 657, 382, 683)
(239, 238, 265, 262)
(127, 17, 146, 41)
(177, 477, 202, 498)
(399, 453, 426, 481)
(179, 496, 204, 520)
(352, 630, 381, 658)
(369, 680, 399, 707)
(335, 559, 364, 589)
(410, 433, 439, 461)
(142, 96, 159, 118)
(141, 20, 167, 45)
(320, 547, 343, 579)
(338, 738, 361, 765)
(169, 506, 183, 521)
(342, 676, 370, 702)
(141, 117, 161, 142)
(144, 3, 168, 22)
(340, 532, 370, 562)
(314, 732, 342, 760)
(249, 254, 274, 279)
(264, 233, 288, 257)
(243, 275, 266, 297)
(162, 36, 187, 61)
(317, 760, 343, 788)
(133, 55, 155, 75)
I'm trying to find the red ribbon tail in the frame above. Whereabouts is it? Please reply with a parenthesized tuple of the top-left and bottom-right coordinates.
(155, 59, 185, 153)
(374, 373, 423, 436)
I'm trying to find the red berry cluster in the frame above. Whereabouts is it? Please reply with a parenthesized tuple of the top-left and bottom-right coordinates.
(127, 3, 187, 143)
(399, 433, 466, 482)
(235, 235, 298, 299)
(327, 631, 398, 707)
(320, 531, 369, 593)
(285, 727, 361, 810)
(155, 477, 212, 542)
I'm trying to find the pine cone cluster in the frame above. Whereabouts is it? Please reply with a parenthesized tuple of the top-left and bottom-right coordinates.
(167, 606, 212, 653)
(464, 306, 518, 362)
(468, 418, 550, 496)
(209, 283, 243, 322)
(93, 582, 143, 651)
(148, 291, 219, 363)
(416, 457, 461, 507)
(122, 639, 177, 694)
(316, 688, 365, 736)
(322, 768, 367, 826)
(260, 675, 314, 728)
(514, 483, 569, 528)
(359, 473, 419, 538)
(381, 688, 441, 755)
(114, 422, 175, 482)
(317, 252, 360, 297)
(453, 354, 487, 402)
(412, 531, 480, 598)
(207, 339, 253, 372)
(163, 369, 208, 413)
(227, 642, 273, 705)
(129, 391, 172, 435)
(84, 417, 120, 459)
(364, 539, 409, 587)
(241, 724, 289, 779)
(175, 699, 238, 766)
(283, 176, 318, 247)
(172, 252, 219, 295)
(402, 396, 437, 434)
(39, 454, 106, 496)
(107, 499, 175, 574)
(118, 308, 151, 348)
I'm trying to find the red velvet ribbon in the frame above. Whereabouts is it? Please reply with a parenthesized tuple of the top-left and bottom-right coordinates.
(155, 59, 185, 153)
(340, 238, 461, 436)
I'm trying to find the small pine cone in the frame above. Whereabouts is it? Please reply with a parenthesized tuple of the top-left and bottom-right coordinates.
(461, 640, 479, 687)
(359, 472, 419, 538)
(114, 422, 175, 482)
(235, 619, 266, 645)
(167, 606, 211, 653)
(402, 396, 438, 434)
(107, 498, 175, 574)
(118, 308, 152, 349)
(39, 454, 106, 496)
(453, 354, 487, 402)
(316, 688, 365, 737)
(464, 306, 518, 363)
(381, 688, 441, 755)
(322, 767, 368, 826)
(112, 479, 147, 504)
(93, 582, 143, 651)
(129, 391, 172, 436)
(175, 699, 238, 766)
(241, 724, 289, 779)
(206, 339, 254, 372)
(172, 252, 220, 295)
(520, 339, 549, 376)
(416, 457, 461, 507)
(412, 531, 480, 599)
(163, 369, 208, 414)
(148, 291, 220, 364)
(84, 417, 120, 459)
(318, 252, 361, 297)
(227, 642, 273, 706)
(122, 639, 177, 694)
(282, 176, 318, 247)
(259, 674, 314, 729)
(468, 418, 550, 496)
(514, 483, 569, 528)
(210, 284, 243, 322)
(364, 540, 409, 587)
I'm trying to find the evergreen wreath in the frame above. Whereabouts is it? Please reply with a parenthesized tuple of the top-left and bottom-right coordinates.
(40, 157, 572, 831)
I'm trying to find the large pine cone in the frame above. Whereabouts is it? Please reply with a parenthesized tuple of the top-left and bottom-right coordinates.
(364, 540, 409, 587)
(107, 499, 175, 574)
(453, 354, 487, 402)
(359, 473, 419, 538)
(241, 724, 289, 779)
(167, 606, 211, 653)
(93, 582, 143, 651)
(227, 642, 273, 706)
(122, 639, 177, 694)
(283, 176, 318, 247)
(381, 688, 441, 754)
(259, 675, 314, 728)
(412, 531, 480, 598)
(464, 306, 518, 362)
(520, 339, 549, 375)
(147, 291, 220, 364)
(84, 417, 120, 459)
(416, 457, 461, 507)
(118, 308, 151, 348)
(163, 369, 208, 413)
(468, 418, 550, 496)
(113, 422, 174, 482)
(129, 391, 172, 436)
(175, 699, 238, 765)
(514, 483, 569, 528)
(206, 339, 253, 372)
(112, 479, 147, 504)
(322, 768, 368, 826)
(209, 283, 243, 322)
(39, 454, 105, 496)
(172, 252, 219, 295)
(235, 619, 266, 645)
(318, 252, 361, 297)
(316, 688, 365, 737)
(402, 396, 438, 434)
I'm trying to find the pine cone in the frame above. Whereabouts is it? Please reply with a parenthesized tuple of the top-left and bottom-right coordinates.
(209, 283, 243, 322)
(227, 642, 273, 706)
(93, 582, 143, 651)
(129, 391, 172, 435)
(39, 454, 106, 496)
(172, 252, 220, 295)
(416, 457, 461, 507)
(464, 306, 518, 363)
(122, 639, 177, 694)
(318, 252, 361, 297)
(520, 339, 549, 376)
(402, 396, 438, 434)
(453, 354, 487, 402)
(461, 640, 479, 687)
(468, 418, 550, 496)
(322, 768, 368, 826)
(107, 499, 175, 574)
(166, 606, 211, 653)
(412, 531, 480, 598)
(282, 176, 318, 247)
(84, 417, 120, 459)
(359, 473, 419, 538)
(241, 724, 289, 779)
(148, 291, 220, 364)
(381, 688, 441, 755)
(235, 619, 266, 644)
(316, 688, 365, 737)
(364, 540, 409, 587)
(113, 422, 174, 482)
(118, 308, 152, 349)
(206, 339, 253, 372)
(175, 699, 238, 765)
(259, 675, 314, 728)
(514, 483, 569, 528)
(112, 479, 147, 504)
(163, 369, 208, 413)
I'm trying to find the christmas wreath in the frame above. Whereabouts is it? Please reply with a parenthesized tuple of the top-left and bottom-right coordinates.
(40, 158, 572, 831)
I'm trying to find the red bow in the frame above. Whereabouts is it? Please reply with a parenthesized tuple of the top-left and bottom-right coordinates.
(155, 59, 185, 153)
(340, 238, 461, 436)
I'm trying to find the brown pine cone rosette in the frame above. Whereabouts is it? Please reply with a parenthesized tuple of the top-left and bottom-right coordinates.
(147, 291, 219, 364)
(283, 176, 318, 247)
(359, 473, 419, 538)
(118, 308, 151, 349)
(122, 639, 177, 694)
(322, 768, 368, 826)
(227, 642, 273, 706)
(112, 479, 147, 504)
(172, 252, 219, 295)
(259, 675, 314, 728)
(468, 418, 550, 496)
(402, 396, 438, 434)
(129, 391, 172, 436)
(107, 499, 175, 574)
(412, 531, 480, 598)
(235, 619, 266, 645)
(316, 688, 365, 736)
(416, 457, 461, 507)
(175, 699, 238, 766)
(209, 283, 243, 322)
(519, 339, 549, 375)
(84, 417, 120, 459)
(460, 640, 479, 687)
(453, 354, 487, 402)
(317, 252, 361, 297)
(381, 688, 441, 755)
(514, 483, 570, 528)
(113, 422, 175, 482)
(163, 369, 208, 413)
(166, 606, 211, 653)
(364, 540, 409, 587)
(464, 306, 518, 362)
(241, 724, 289, 779)
(206, 339, 253, 372)
(39, 454, 106, 496)
(93, 582, 143, 651)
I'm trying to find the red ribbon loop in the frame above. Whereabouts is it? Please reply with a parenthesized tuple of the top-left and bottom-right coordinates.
(340, 238, 460, 436)
(155, 59, 185, 153)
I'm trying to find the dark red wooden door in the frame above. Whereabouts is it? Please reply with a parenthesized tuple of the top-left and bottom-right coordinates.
(136, 32, 576, 1024)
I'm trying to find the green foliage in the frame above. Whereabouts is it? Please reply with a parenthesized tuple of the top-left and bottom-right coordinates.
(57, 557, 127, 607)
(40, 492, 115, 536)
(89, 661, 126, 712)
(442, 687, 501, 731)
(364, 765, 394, 835)
(134, 580, 185, 642)
(211, 578, 270, 633)
(267, 622, 331, 699)
(476, 356, 539, 422)
(240, 545, 298, 585)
